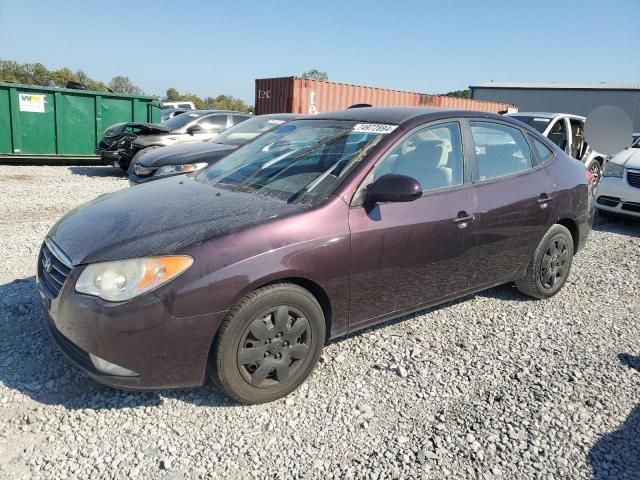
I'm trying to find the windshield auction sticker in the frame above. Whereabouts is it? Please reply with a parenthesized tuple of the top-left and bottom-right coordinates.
(18, 93, 45, 113)
(352, 123, 398, 134)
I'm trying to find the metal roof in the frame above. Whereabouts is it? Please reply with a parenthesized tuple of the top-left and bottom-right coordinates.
(470, 82, 640, 90)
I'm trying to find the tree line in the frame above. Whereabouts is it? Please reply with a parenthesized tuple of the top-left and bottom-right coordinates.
(0, 60, 252, 112)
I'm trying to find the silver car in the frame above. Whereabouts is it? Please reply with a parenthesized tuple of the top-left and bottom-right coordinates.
(126, 110, 252, 169)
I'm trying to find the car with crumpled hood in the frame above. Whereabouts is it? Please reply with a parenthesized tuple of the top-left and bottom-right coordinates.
(95, 122, 169, 169)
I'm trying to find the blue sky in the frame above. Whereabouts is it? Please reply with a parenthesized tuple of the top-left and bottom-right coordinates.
(0, 0, 637, 103)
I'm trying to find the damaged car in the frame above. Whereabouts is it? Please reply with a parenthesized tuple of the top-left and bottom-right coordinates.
(97, 110, 251, 171)
(507, 112, 607, 182)
(95, 122, 169, 170)
(128, 114, 298, 184)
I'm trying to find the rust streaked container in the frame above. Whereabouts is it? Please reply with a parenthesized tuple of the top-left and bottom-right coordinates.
(255, 77, 512, 115)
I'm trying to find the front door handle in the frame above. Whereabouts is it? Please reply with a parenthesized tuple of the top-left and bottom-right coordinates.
(453, 211, 475, 228)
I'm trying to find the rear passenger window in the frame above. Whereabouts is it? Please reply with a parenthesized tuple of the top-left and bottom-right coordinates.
(470, 122, 533, 181)
(233, 114, 251, 125)
(199, 115, 228, 131)
(374, 122, 464, 192)
(530, 135, 553, 163)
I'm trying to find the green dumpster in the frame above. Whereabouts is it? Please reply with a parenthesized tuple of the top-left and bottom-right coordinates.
(0, 82, 161, 161)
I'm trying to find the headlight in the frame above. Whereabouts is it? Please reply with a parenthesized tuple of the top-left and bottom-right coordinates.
(75, 256, 193, 302)
(602, 162, 625, 178)
(133, 164, 156, 177)
(154, 163, 209, 177)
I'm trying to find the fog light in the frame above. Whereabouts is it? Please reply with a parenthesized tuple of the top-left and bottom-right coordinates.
(89, 353, 138, 377)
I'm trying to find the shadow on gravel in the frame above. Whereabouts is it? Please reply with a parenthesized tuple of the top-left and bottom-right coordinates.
(68, 166, 126, 177)
(593, 211, 640, 238)
(588, 354, 640, 479)
(0, 277, 235, 410)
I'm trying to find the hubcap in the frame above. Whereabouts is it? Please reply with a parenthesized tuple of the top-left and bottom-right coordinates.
(237, 306, 311, 388)
(590, 162, 601, 183)
(540, 237, 569, 289)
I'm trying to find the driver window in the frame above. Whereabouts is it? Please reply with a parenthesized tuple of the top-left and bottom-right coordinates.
(547, 118, 569, 152)
(373, 122, 464, 192)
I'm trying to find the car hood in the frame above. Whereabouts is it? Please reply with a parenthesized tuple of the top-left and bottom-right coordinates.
(105, 122, 170, 137)
(137, 142, 237, 168)
(48, 175, 304, 265)
(611, 148, 640, 170)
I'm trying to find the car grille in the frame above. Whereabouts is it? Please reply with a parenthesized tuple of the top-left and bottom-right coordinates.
(621, 202, 640, 214)
(38, 239, 73, 299)
(627, 170, 640, 189)
(597, 196, 620, 207)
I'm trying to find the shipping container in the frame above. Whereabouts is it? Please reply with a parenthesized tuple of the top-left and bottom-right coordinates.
(255, 77, 513, 115)
(0, 82, 162, 161)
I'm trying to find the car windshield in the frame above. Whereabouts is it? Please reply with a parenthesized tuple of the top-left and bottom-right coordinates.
(510, 115, 551, 133)
(208, 117, 290, 146)
(632, 135, 640, 148)
(162, 112, 203, 130)
(200, 119, 388, 204)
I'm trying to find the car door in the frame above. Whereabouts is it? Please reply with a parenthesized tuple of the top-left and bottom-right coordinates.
(545, 116, 570, 155)
(348, 121, 477, 328)
(465, 120, 556, 289)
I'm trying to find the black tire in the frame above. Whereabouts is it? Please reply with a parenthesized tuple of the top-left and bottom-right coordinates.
(515, 224, 574, 299)
(118, 160, 130, 172)
(210, 283, 326, 404)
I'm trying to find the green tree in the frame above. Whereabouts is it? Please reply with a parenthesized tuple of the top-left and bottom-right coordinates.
(108, 75, 143, 95)
(443, 89, 470, 99)
(300, 69, 328, 81)
(50, 68, 77, 87)
(165, 87, 180, 101)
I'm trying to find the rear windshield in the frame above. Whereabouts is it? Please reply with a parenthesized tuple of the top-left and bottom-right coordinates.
(162, 112, 202, 130)
(509, 115, 551, 134)
(208, 116, 289, 146)
(200, 119, 390, 204)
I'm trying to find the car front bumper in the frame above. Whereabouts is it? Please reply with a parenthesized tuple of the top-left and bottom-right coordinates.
(36, 268, 225, 390)
(596, 173, 640, 218)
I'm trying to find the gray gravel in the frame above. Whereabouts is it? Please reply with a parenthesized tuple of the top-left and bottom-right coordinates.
(1, 165, 639, 479)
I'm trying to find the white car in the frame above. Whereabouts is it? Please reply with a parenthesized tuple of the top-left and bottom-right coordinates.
(596, 136, 640, 218)
(507, 112, 606, 181)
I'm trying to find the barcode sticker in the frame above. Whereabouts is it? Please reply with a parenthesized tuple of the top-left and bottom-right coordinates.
(352, 123, 398, 134)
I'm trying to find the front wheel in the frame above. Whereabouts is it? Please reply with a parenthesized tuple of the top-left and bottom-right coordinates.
(587, 159, 602, 184)
(210, 283, 326, 404)
(515, 224, 574, 299)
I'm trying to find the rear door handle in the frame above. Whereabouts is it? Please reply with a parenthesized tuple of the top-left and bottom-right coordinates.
(537, 194, 554, 209)
(453, 212, 475, 228)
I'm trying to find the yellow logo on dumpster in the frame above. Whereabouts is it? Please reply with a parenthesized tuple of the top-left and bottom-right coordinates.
(18, 93, 46, 113)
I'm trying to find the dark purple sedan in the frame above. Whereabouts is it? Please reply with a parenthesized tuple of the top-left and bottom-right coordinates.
(37, 108, 595, 404)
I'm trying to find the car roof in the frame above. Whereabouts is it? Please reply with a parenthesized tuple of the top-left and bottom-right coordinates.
(259, 113, 300, 120)
(307, 107, 466, 125)
(507, 112, 586, 121)
(190, 109, 251, 115)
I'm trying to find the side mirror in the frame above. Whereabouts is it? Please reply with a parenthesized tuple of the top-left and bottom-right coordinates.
(366, 173, 422, 204)
(187, 124, 203, 135)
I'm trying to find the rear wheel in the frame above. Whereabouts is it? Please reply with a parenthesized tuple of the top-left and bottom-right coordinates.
(515, 224, 574, 299)
(210, 283, 326, 404)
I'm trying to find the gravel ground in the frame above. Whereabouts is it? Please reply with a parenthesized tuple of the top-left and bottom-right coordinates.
(0, 165, 639, 480)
